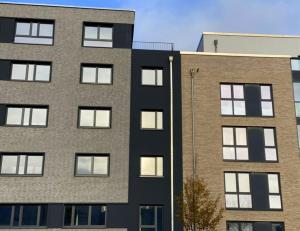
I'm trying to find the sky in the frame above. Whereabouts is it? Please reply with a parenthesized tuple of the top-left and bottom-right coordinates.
(1, 0, 300, 50)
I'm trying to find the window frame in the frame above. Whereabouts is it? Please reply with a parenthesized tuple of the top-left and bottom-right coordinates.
(260, 85, 274, 117)
(78, 107, 112, 129)
(82, 23, 113, 48)
(139, 205, 163, 231)
(267, 173, 283, 210)
(75, 154, 110, 177)
(80, 64, 113, 85)
(226, 221, 253, 231)
(141, 68, 163, 87)
(226, 221, 285, 231)
(263, 128, 278, 162)
(140, 110, 164, 130)
(140, 156, 163, 177)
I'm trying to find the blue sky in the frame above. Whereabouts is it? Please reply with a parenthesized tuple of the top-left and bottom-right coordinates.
(2, 0, 300, 50)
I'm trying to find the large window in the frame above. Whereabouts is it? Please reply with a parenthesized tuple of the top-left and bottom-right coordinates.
(140, 206, 163, 231)
(227, 222, 253, 231)
(141, 69, 163, 86)
(140, 156, 163, 177)
(224, 173, 252, 209)
(227, 222, 284, 231)
(260, 85, 274, 116)
(64, 205, 106, 227)
(75, 154, 109, 176)
(83, 24, 113, 48)
(268, 174, 282, 210)
(78, 108, 111, 128)
(11, 63, 51, 82)
(6, 106, 48, 127)
(81, 65, 112, 84)
(0, 204, 47, 227)
(141, 111, 163, 130)
(0, 153, 44, 175)
(221, 84, 245, 116)
(14, 21, 54, 45)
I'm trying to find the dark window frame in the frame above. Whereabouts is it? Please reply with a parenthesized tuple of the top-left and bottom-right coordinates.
(139, 156, 164, 178)
(77, 107, 112, 129)
(80, 64, 113, 85)
(140, 110, 164, 130)
(141, 67, 164, 87)
(139, 205, 163, 231)
(267, 173, 283, 211)
(226, 221, 285, 231)
(260, 85, 274, 117)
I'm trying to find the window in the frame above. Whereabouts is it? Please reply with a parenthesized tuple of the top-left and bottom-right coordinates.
(227, 222, 253, 231)
(140, 156, 163, 177)
(83, 24, 113, 48)
(140, 206, 163, 231)
(268, 174, 282, 210)
(64, 205, 106, 227)
(291, 59, 300, 71)
(224, 173, 252, 209)
(293, 82, 300, 117)
(11, 63, 51, 82)
(141, 111, 163, 130)
(0, 154, 44, 175)
(15, 21, 54, 45)
(75, 154, 109, 176)
(0, 204, 47, 227)
(79, 108, 111, 128)
(222, 127, 248, 160)
(81, 65, 112, 84)
(142, 69, 163, 86)
(221, 84, 245, 116)
(6, 106, 48, 127)
(272, 223, 284, 231)
(260, 85, 274, 116)
(264, 128, 277, 161)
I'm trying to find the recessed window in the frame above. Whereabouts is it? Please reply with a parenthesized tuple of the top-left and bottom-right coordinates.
(83, 24, 113, 48)
(15, 21, 54, 45)
(221, 84, 245, 116)
(227, 222, 253, 231)
(260, 85, 273, 116)
(141, 69, 163, 86)
(64, 205, 106, 227)
(11, 63, 51, 82)
(141, 111, 163, 130)
(6, 106, 48, 127)
(75, 154, 109, 176)
(268, 174, 282, 210)
(81, 65, 112, 84)
(264, 128, 277, 161)
(140, 156, 163, 177)
(0, 154, 44, 175)
(224, 173, 252, 209)
(291, 59, 300, 71)
(140, 206, 163, 231)
(79, 108, 111, 128)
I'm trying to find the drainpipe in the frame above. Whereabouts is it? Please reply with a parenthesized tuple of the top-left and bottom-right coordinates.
(169, 56, 174, 231)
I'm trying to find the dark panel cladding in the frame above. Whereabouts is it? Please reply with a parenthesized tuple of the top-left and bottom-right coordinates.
(47, 204, 64, 228)
(0, 17, 15, 43)
(245, 84, 261, 117)
(106, 204, 129, 228)
(0, 60, 11, 80)
(251, 173, 269, 211)
(129, 50, 182, 231)
(113, 23, 133, 49)
(248, 127, 265, 162)
(254, 222, 272, 231)
(292, 71, 300, 82)
(0, 105, 6, 126)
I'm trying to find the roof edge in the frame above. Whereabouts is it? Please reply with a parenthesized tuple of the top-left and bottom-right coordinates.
(180, 51, 292, 58)
(202, 32, 300, 39)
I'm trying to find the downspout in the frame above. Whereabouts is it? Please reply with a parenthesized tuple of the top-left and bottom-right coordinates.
(169, 56, 174, 231)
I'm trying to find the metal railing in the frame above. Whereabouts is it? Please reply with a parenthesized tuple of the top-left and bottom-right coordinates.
(132, 41, 174, 51)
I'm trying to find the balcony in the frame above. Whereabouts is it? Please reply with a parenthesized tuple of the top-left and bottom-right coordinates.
(132, 41, 174, 51)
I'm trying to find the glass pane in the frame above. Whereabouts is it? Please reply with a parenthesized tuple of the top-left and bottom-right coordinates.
(269, 195, 282, 209)
(221, 100, 233, 115)
(233, 85, 244, 99)
(227, 223, 239, 231)
(141, 157, 156, 176)
(83, 40, 112, 48)
(39, 206, 47, 226)
(221, 85, 231, 98)
(77, 156, 92, 174)
(238, 173, 250, 192)
(261, 86, 271, 99)
(6, 107, 23, 125)
(98, 67, 112, 84)
(28, 64, 34, 81)
(223, 127, 234, 145)
(157, 70, 163, 86)
(268, 174, 279, 193)
(35, 65, 50, 81)
(31, 23, 38, 36)
(22, 205, 38, 226)
(0, 205, 12, 226)
(291, 59, 300, 71)
(142, 69, 156, 85)
(91, 205, 106, 226)
(74, 205, 89, 226)
(225, 194, 238, 208)
(16, 22, 30, 35)
(223, 147, 235, 160)
(233, 100, 246, 115)
(1, 156, 18, 174)
(236, 147, 249, 160)
(265, 148, 277, 161)
(141, 111, 156, 129)
(82, 67, 96, 83)
(225, 173, 237, 192)
(293, 83, 300, 101)
(18, 155, 25, 174)
(64, 206, 72, 226)
(295, 103, 300, 117)
(235, 128, 247, 145)
(264, 129, 275, 146)
(27, 156, 43, 174)
(93, 156, 108, 175)
(156, 112, 163, 129)
(239, 194, 252, 208)
(79, 110, 94, 127)
(14, 37, 53, 45)
(31, 108, 47, 126)
(95, 110, 110, 127)
(23, 108, 30, 126)
(140, 206, 155, 225)
(84, 26, 98, 39)
(261, 101, 273, 116)
(241, 223, 253, 231)
(39, 24, 53, 37)
(11, 64, 26, 80)
(99, 27, 113, 40)
(156, 157, 163, 176)
(272, 223, 284, 231)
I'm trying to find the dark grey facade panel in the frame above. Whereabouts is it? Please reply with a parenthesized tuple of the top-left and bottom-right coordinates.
(251, 173, 269, 211)
(248, 127, 265, 162)
(113, 23, 133, 49)
(0, 60, 11, 80)
(46, 204, 64, 228)
(0, 105, 6, 126)
(0, 17, 15, 43)
(245, 84, 261, 117)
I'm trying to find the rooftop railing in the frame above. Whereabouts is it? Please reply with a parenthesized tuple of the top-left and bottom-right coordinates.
(132, 41, 174, 51)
